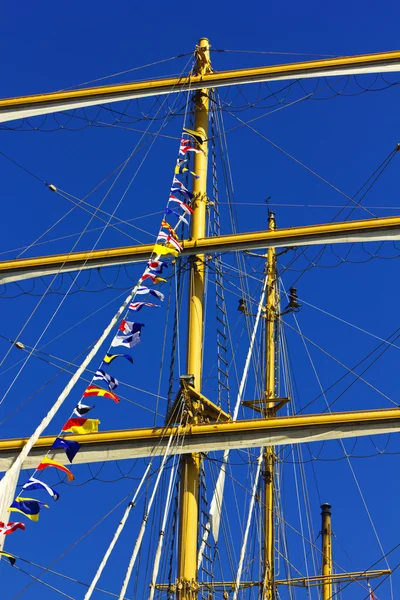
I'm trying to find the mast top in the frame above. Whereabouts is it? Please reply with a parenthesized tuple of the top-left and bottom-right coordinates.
(321, 503, 332, 514)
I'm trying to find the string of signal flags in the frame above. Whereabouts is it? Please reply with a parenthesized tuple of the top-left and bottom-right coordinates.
(0, 126, 204, 566)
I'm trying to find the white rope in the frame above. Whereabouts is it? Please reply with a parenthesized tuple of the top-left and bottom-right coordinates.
(232, 448, 263, 600)
(118, 433, 175, 600)
(83, 462, 152, 600)
(148, 459, 179, 600)
(197, 278, 267, 567)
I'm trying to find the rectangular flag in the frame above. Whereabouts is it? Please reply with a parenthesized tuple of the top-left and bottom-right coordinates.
(37, 458, 75, 482)
(62, 417, 101, 433)
(161, 220, 178, 239)
(136, 287, 164, 302)
(9, 497, 49, 522)
(0, 522, 26, 535)
(183, 127, 205, 145)
(52, 437, 80, 463)
(103, 353, 133, 365)
(0, 551, 16, 566)
(142, 272, 167, 284)
(147, 260, 168, 274)
(168, 196, 193, 214)
(111, 333, 140, 349)
(165, 208, 189, 225)
(22, 477, 60, 501)
(165, 236, 182, 253)
(83, 386, 119, 403)
(94, 368, 119, 390)
(73, 402, 94, 417)
(129, 301, 161, 312)
(153, 243, 179, 257)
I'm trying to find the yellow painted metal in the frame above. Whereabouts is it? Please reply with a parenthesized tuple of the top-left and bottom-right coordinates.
(177, 37, 211, 600)
(2, 214, 400, 281)
(155, 570, 390, 590)
(1, 406, 400, 453)
(1, 405, 400, 455)
(321, 503, 333, 600)
(263, 213, 277, 600)
(1, 50, 400, 115)
(276, 568, 390, 587)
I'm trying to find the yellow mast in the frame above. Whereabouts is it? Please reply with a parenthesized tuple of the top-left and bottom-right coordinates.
(177, 37, 211, 600)
(263, 212, 277, 600)
(321, 503, 333, 600)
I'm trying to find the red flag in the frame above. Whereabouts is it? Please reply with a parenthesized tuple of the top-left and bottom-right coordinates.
(37, 458, 75, 481)
(0, 521, 26, 535)
(83, 385, 119, 404)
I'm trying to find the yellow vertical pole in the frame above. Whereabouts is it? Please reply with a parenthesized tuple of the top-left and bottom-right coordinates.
(177, 38, 211, 600)
(321, 503, 333, 600)
(263, 212, 277, 600)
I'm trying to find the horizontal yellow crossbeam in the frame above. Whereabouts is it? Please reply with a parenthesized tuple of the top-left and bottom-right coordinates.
(0, 407, 399, 471)
(155, 569, 390, 589)
(0, 50, 399, 123)
(2, 215, 400, 283)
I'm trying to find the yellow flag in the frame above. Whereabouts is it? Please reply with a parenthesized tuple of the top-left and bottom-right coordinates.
(183, 127, 204, 145)
(62, 418, 100, 435)
(153, 244, 179, 258)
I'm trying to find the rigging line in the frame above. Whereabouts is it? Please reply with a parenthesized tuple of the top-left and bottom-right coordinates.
(290, 309, 393, 597)
(219, 202, 400, 210)
(0, 343, 93, 426)
(0, 287, 130, 379)
(13, 424, 185, 600)
(20, 351, 164, 416)
(0, 150, 46, 184)
(218, 106, 375, 218)
(0, 210, 164, 257)
(10, 564, 76, 600)
(198, 277, 268, 567)
(83, 461, 153, 600)
(59, 111, 183, 140)
(55, 187, 159, 238)
(10, 487, 137, 600)
(3, 557, 130, 600)
(212, 48, 336, 57)
(0, 69, 194, 537)
(232, 448, 264, 600)
(58, 52, 193, 91)
(333, 147, 398, 222)
(54, 189, 149, 244)
(282, 318, 397, 406)
(16, 201, 82, 260)
(298, 295, 400, 351)
(118, 421, 187, 600)
(279, 148, 399, 288)
(0, 54, 193, 402)
(149, 457, 180, 600)
(214, 96, 265, 403)
(298, 324, 400, 415)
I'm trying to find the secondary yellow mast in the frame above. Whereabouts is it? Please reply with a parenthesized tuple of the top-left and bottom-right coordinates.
(264, 212, 277, 600)
(321, 503, 333, 600)
(177, 38, 211, 600)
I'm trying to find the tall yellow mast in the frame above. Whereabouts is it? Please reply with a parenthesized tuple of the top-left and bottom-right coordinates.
(176, 37, 211, 600)
(321, 503, 333, 600)
(263, 212, 277, 600)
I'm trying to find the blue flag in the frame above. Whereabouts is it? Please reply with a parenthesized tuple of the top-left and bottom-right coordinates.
(52, 438, 80, 463)
(22, 477, 59, 501)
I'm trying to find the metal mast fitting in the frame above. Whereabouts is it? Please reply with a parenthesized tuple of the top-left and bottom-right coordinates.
(321, 503, 333, 600)
(177, 37, 211, 600)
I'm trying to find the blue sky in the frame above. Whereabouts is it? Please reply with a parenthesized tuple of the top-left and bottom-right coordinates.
(1, 2, 400, 599)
